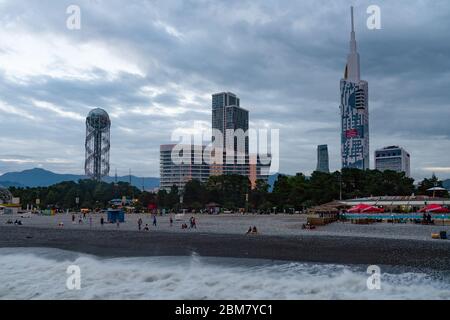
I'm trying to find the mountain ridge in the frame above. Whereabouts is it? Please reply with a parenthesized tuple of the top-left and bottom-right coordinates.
(0, 168, 282, 191)
(0, 168, 160, 189)
(444, 179, 450, 190)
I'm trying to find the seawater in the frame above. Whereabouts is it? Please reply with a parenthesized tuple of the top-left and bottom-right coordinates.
(0, 248, 449, 300)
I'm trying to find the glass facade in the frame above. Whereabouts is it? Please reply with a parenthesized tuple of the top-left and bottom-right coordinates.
(316, 145, 330, 173)
(211, 92, 250, 174)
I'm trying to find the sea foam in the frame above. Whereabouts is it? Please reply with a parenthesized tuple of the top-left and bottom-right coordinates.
(0, 248, 449, 300)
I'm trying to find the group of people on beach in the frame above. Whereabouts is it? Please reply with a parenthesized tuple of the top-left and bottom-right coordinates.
(137, 215, 182, 231)
(181, 217, 197, 230)
(5, 219, 23, 226)
(72, 213, 94, 228)
(137, 216, 157, 231)
(246, 226, 259, 235)
(422, 213, 434, 224)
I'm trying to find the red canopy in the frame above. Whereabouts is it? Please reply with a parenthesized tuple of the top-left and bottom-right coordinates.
(348, 204, 385, 213)
(419, 204, 450, 213)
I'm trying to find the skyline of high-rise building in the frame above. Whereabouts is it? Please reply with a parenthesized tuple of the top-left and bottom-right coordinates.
(340, 6, 370, 171)
(211, 92, 250, 177)
(316, 145, 330, 173)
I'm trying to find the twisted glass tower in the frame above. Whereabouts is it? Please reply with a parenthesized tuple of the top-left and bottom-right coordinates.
(85, 108, 111, 181)
(340, 7, 369, 170)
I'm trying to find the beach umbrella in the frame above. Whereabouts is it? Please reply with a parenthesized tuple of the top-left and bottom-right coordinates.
(427, 187, 447, 198)
(348, 204, 384, 214)
(347, 204, 369, 213)
(361, 206, 384, 213)
(419, 204, 450, 213)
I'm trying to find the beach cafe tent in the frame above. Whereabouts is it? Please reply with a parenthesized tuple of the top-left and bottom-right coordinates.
(347, 204, 385, 213)
(419, 204, 450, 213)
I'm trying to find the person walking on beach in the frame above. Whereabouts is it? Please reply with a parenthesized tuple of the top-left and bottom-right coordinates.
(170, 216, 173, 227)
(72, 214, 75, 223)
(153, 215, 157, 227)
(100, 216, 104, 227)
(138, 218, 143, 231)
(116, 220, 120, 229)
(191, 217, 197, 229)
(89, 216, 92, 229)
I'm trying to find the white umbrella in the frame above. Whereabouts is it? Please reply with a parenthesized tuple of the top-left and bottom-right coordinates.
(427, 187, 447, 198)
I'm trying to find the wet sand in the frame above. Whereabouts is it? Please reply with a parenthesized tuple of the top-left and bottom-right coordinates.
(1, 225, 449, 271)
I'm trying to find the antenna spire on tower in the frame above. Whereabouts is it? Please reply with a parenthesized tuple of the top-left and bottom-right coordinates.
(346, 5, 360, 82)
(351, 6, 355, 32)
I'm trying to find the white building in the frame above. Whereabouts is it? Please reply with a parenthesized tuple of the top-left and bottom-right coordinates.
(160, 144, 210, 191)
(375, 146, 411, 177)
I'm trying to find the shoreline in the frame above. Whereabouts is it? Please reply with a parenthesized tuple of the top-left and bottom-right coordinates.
(1, 226, 450, 272)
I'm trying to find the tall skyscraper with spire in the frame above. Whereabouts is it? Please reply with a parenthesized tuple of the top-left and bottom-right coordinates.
(340, 7, 369, 170)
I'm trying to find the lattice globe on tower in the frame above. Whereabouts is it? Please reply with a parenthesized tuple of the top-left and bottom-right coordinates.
(84, 108, 111, 181)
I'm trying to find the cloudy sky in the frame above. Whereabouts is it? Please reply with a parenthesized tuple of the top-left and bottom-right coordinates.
(0, 0, 449, 180)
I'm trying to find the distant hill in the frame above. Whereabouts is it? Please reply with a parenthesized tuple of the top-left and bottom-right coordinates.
(0, 181, 24, 188)
(444, 179, 450, 191)
(1, 168, 282, 192)
(0, 168, 160, 190)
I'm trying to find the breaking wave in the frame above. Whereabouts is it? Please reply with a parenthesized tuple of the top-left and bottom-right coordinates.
(0, 248, 449, 300)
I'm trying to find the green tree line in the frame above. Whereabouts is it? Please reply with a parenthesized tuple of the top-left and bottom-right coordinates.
(8, 169, 448, 211)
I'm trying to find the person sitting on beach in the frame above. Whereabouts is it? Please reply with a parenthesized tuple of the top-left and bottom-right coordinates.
(246, 227, 252, 235)
(144, 224, 149, 231)
(252, 226, 258, 234)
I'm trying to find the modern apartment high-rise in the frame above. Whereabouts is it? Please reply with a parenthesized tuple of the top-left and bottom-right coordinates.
(316, 145, 330, 173)
(375, 146, 411, 177)
(211, 92, 270, 185)
(340, 7, 370, 170)
(211, 92, 249, 176)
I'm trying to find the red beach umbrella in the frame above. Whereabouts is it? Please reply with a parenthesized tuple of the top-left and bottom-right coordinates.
(419, 204, 450, 213)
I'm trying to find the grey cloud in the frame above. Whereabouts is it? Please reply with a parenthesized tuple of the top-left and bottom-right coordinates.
(0, 0, 449, 180)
